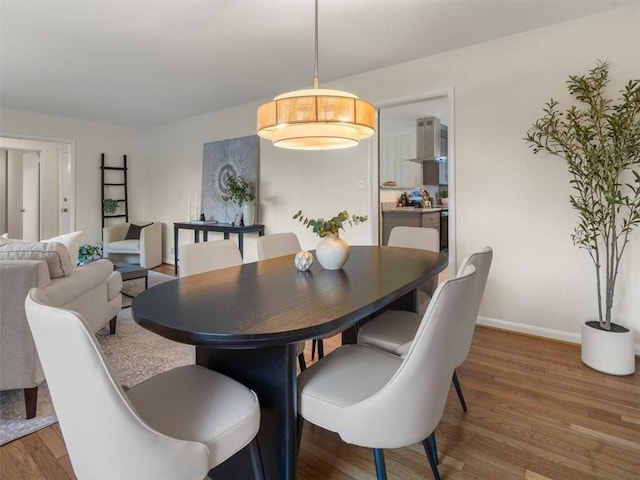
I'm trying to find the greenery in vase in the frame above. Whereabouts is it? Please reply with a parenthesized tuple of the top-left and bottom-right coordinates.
(78, 243, 103, 265)
(221, 174, 255, 207)
(103, 198, 119, 214)
(293, 210, 368, 238)
(440, 190, 449, 199)
(524, 60, 640, 331)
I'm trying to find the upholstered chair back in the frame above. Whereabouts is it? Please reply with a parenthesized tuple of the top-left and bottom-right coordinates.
(24, 289, 209, 480)
(455, 246, 493, 367)
(257, 233, 301, 260)
(339, 265, 478, 448)
(388, 226, 439, 252)
(179, 239, 243, 277)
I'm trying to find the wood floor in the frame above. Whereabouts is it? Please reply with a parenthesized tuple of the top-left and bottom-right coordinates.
(2, 265, 639, 479)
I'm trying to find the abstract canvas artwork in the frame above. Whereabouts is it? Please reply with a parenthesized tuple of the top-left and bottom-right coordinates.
(201, 135, 259, 223)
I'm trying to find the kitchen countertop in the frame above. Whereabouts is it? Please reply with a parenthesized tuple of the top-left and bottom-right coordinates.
(382, 206, 448, 213)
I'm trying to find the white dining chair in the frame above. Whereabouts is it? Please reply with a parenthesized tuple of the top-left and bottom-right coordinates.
(256, 232, 315, 369)
(256, 232, 301, 260)
(179, 239, 243, 277)
(357, 246, 493, 411)
(298, 265, 479, 480)
(387, 226, 440, 315)
(24, 288, 265, 480)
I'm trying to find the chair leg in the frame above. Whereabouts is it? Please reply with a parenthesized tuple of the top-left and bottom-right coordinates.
(311, 339, 317, 360)
(248, 438, 266, 480)
(24, 386, 38, 419)
(109, 316, 117, 335)
(298, 352, 307, 371)
(452, 369, 468, 412)
(297, 415, 305, 456)
(372, 448, 387, 480)
(317, 339, 324, 359)
(421, 433, 441, 480)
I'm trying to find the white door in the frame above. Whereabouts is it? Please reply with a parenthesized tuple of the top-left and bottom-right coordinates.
(58, 148, 72, 234)
(22, 152, 40, 241)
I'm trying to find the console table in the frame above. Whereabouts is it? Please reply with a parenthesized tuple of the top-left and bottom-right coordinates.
(173, 222, 265, 274)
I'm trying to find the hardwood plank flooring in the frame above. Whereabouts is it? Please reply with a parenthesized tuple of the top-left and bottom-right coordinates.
(2, 264, 638, 479)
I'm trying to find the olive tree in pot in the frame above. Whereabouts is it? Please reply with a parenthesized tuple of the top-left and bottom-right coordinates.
(525, 61, 640, 375)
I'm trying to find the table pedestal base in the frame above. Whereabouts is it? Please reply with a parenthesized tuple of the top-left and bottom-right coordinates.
(196, 344, 298, 480)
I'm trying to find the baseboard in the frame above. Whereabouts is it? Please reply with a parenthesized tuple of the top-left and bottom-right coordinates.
(477, 316, 640, 355)
(162, 257, 175, 265)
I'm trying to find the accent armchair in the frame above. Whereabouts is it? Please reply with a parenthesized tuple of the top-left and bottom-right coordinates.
(103, 222, 162, 269)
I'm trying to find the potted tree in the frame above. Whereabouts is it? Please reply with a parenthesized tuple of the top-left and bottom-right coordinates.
(525, 60, 640, 375)
(293, 210, 367, 269)
(222, 174, 256, 226)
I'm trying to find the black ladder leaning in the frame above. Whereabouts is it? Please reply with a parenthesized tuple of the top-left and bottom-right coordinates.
(101, 153, 129, 228)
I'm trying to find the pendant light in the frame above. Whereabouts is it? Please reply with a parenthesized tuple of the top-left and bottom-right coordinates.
(256, 0, 376, 150)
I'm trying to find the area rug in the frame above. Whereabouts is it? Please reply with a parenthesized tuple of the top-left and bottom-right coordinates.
(0, 271, 192, 446)
(121, 270, 176, 308)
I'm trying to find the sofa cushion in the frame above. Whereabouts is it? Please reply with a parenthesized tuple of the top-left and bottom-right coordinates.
(125, 223, 153, 240)
(106, 239, 140, 253)
(0, 242, 74, 278)
(0, 234, 29, 244)
(42, 231, 84, 268)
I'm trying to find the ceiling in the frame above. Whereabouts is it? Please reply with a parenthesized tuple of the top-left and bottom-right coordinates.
(1, 0, 634, 129)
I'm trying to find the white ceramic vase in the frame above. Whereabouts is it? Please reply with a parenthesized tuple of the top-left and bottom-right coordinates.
(242, 201, 256, 226)
(581, 321, 635, 375)
(315, 234, 350, 270)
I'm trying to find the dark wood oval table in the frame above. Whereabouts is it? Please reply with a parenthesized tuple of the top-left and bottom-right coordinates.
(132, 245, 447, 480)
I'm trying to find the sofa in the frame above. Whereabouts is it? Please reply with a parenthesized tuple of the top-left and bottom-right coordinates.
(103, 222, 162, 269)
(0, 241, 122, 418)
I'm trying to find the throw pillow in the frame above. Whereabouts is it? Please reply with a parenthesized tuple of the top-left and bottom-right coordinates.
(125, 223, 153, 240)
(0, 234, 30, 244)
(0, 242, 74, 278)
(43, 231, 84, 268)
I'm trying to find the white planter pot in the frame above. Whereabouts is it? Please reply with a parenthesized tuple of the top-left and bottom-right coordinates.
(315, 234, 350, 270)
(581, 321, 635, 375)
(242, 202, 256, 226)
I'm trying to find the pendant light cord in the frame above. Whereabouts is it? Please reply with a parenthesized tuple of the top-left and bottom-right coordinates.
(313, 0, 319, 89)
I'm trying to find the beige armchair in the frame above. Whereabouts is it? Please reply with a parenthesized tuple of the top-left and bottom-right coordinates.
(103, 222, 162, 269)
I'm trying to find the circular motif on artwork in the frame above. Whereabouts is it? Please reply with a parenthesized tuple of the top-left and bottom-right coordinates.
(218, 164, 237, 195)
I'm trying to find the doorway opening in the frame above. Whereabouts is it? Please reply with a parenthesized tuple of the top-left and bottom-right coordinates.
(0, 135, 75, 240)
(371, 88, 456, 270)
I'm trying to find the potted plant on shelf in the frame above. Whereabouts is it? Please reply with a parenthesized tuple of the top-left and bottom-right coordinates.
(293, 210, 367, 269)
(222, 174, 256, 226)
(440, 190, 449, 206)
(525, 60, 640, 375)
(103, 198, 118, 215)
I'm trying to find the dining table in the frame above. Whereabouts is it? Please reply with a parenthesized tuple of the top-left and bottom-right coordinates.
(131, 245, 448, 479)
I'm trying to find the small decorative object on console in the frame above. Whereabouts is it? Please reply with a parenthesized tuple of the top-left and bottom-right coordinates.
(294, 250, 313, 271)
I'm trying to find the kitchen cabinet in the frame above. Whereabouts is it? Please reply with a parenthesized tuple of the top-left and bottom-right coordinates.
(422, 160, 448, 186)
(382, 210, 440, 245)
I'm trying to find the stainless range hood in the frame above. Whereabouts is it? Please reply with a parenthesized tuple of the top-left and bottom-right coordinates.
(407, 116, 448, 163)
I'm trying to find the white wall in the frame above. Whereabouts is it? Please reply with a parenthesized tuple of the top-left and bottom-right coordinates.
(0, 150, 6, 233)
(144, 4, 640, 345)
(2, 5, 637, 347)
(0, 109, 145, 244)
(144, 104, 374, 264)
(346, 4, 640, 344)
